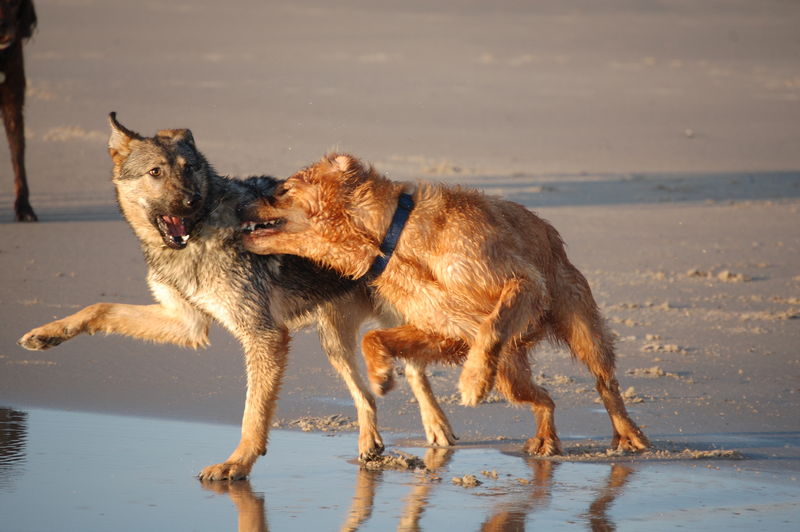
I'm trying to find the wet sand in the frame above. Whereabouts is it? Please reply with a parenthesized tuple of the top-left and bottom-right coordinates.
(1, 0, 800, 529)
(2, 195, 797, 444)
(1, 408, 798, 531)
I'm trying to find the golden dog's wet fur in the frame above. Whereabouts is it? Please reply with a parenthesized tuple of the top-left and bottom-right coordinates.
(240, 153, 649, 455)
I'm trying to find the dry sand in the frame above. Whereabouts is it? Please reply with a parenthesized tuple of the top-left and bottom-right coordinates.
(1, 0, 799, 473)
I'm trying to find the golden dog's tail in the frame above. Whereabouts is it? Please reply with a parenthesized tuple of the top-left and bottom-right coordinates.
(550, 263, 616, 383)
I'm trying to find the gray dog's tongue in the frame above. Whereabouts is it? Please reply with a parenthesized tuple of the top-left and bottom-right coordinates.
(162, 215, 187, 237)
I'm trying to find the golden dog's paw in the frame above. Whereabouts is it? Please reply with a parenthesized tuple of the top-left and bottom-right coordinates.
(197, 461, 251, 481)
(421, 409, 458, 446)
(425, 421, 458, 447)
(613, 430, 650, 452)
(524, 436, 562, 457)
(18, 327, 72, 350)
(368, 368, 395, 397)
(457, 366, 493, 407)
(358, 431, 385, 461)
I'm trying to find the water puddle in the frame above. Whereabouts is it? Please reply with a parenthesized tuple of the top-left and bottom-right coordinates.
(0, 406, 798, 531)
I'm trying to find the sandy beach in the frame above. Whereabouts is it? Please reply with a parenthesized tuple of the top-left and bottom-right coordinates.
(1, 0, 799, 529)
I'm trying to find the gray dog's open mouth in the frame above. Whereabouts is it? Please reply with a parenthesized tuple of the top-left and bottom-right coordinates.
(240, 218, 286, 236)
(156, 215, 192, 249)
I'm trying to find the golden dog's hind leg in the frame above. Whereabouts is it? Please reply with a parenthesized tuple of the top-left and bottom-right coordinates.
(553, 268, 649, 452)
(458, 277, 547, 407)
(199, 326, 290, 481)
(572, 322, 648, 451)
(495, 338, 562, 456)
(594, 375, 650, 451)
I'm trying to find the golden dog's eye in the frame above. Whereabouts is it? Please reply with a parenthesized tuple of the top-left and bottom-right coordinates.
(148, 167, 162, 177)
(273, 183, 290, 197)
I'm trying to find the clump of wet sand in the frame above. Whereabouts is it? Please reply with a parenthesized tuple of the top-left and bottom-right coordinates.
(594, 385, 645, 404)
(685, 268, 751, 283)
(361, 450, 428, 471)
(626, 366, 681, 379)
(451, 474, 482, 487)
(272, 414, 357, 432)
(640, 343, 689, 355)
(358, 440, 743, 495)
(547, 441, 745, 462)
(433, 391, 506, 405)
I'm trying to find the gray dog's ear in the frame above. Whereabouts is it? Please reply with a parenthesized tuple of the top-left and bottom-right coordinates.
(108, 112, 141, 165)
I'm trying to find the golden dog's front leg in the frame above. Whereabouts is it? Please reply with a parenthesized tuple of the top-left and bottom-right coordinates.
(362, 325, 466, 398)
(198, 327, 290, 481)
(361, 324, 462, 445)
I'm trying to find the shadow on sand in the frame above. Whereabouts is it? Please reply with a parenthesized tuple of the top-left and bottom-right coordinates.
(463, 170, 800, 208)
(1, 170, 798, 224)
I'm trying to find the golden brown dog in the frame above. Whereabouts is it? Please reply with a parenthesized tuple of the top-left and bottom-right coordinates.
(239, 153, 649, 455)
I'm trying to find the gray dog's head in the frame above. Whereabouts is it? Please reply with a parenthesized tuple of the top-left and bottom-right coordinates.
(108, 112, 212, 250)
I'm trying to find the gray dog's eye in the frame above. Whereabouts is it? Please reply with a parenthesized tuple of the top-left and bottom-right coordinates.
(148, 167, 162, 177)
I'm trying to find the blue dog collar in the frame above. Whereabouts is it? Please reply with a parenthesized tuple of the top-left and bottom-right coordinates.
(363, 192, 414, 280)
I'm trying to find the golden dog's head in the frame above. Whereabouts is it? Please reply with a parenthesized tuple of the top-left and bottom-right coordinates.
(239, 153, 385, 277)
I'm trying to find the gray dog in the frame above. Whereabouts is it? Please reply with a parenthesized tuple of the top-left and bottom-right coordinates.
(19, 113, 455, 480)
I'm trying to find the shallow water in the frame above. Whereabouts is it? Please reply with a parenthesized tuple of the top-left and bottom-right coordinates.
(0, 407, 798, 531)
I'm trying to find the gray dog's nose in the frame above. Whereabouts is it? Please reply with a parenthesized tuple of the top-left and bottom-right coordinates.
(184, 193, 201, 209)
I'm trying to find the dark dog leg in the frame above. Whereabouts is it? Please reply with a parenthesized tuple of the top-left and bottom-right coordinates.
(1, 42, 36, 222)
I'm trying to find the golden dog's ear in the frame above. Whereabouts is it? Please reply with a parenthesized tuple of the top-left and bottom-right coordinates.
(156, 128, 196, 148)
(108, 112, 142, 166)
(325, 153, 366, 184)
(331, 154, 358, 172)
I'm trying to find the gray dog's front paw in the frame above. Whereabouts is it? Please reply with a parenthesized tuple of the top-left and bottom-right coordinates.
(18, 321, 77, 351)
(18, 332, 65, 350)
(198, 461, 251, 481)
